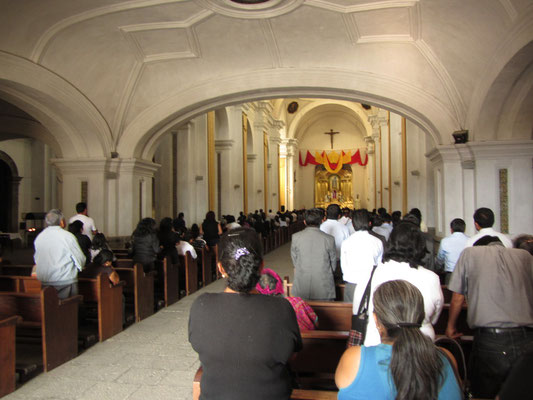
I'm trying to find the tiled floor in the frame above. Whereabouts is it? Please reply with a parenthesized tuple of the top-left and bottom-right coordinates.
(5, 243, 294, 400)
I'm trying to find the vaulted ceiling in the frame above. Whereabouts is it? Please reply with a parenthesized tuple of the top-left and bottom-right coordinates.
(0, 0, 532, 158)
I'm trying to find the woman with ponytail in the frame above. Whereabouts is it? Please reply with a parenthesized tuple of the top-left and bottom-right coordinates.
(188, 227, 302, 400)
(336, 280, 461, 399)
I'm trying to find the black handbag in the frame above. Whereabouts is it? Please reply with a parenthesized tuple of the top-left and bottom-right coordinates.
(347, 265, 377, 347)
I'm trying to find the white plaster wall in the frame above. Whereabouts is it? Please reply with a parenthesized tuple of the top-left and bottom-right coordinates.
(153, 134, 174, 221)
(406, 121, 430, 224)
(389, 114, 403, 212)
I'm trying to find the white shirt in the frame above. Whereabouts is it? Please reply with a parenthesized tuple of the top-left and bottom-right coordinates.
(320, 219, 351, 258)
(176, 241, 197, 259)
(69, 214, 97, 241)
(372, 225, 391, 241)
(465, 227, 513, 248)
(340, 231, 383, 285)
(353, 260, 443, 346)
(226, 222, 241, 231)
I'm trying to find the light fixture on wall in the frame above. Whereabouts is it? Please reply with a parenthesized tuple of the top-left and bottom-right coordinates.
(452, 129, 468, 144)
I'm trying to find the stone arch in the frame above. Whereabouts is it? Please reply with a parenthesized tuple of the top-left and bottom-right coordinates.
(0, 150, 21, 232)
(0, 52, 112, 158)
(119, 69, 458, 161)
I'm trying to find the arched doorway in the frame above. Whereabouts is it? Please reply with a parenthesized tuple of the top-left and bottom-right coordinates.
(0, 151, 21, 232)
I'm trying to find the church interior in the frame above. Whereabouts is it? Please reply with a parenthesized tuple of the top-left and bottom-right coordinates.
(0, 0, 532, 398)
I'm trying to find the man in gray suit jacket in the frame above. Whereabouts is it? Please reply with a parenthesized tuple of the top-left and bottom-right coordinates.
(291, 208, 337, 300)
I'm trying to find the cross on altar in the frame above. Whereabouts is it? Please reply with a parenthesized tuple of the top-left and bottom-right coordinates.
(324, 129, 340, 149)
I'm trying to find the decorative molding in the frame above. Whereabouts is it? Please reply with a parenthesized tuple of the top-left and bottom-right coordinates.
(498, 0, 518, 21)
(215, 139, 235, 151)
(260, 20, 282, 68)
(247, 153, 258, 161)
(31, 0, 187, 63)
(196, 0, 303, 19)
(306, 0, 419, 14)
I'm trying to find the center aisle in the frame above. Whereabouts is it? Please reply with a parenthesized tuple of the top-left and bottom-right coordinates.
(6, 242, 293, 400)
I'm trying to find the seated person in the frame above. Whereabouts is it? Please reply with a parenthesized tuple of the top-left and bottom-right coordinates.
(90, 232, 115, 262)
(79, 249, 119, 285)
(256, 268, 318, 331)
(68, 220, 91, 265)
(189, 228, 302, 400)
(336, 280, 461, 399)
(176, 228, 198, 259)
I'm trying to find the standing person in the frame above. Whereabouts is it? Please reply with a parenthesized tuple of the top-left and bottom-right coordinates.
(353, 223, 443, 346)
(34, 209, 86, 299)
(189, 228, 302, 400)
(340, 209, 383, 302)
(291, 208, 337, 301)
(435, 218, 469, 285)
(173, 212, 186, 231)
(201, 211, 223, 250)
(130, 218, 160, 273)
(320, 204, 350, 259)
(336, 280, 461, 400)
(446, 236, 533, 398)
(69, 202, 97, 241)
(464, 207, 513, 248)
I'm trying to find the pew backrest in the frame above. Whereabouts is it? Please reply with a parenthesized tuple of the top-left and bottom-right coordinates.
(0, 315, 21, 398)
(115, 263, 154, 322)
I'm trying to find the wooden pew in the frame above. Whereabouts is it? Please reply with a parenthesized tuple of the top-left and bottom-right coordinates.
(192, 366, 337, 400)
(283, 277, 345, 302)
(201, 246, 218, 286)
(155, 258, 179, 307)
(115, 258, 134, 268)
(0, 287, 82, 372)
(179, 253, 198, 296)
(0, 265, 33, 276)
(111, 249, 130, 259)
(0, 316, 21, 398)
(78, 274, 124, 341)
(115, 264, 154, 322)
(0, 275, 41, 293)
(306, 301, 352, 331)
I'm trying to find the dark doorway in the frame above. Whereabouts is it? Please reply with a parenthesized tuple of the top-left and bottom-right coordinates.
(0, 160, 11, 232)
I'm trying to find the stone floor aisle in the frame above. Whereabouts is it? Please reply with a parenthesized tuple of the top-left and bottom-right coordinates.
(5, 242, 293, 400)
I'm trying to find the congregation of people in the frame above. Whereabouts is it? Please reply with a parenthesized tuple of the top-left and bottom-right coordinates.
(4, 200, 532, 400)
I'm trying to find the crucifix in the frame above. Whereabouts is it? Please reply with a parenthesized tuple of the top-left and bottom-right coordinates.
(324, 129, 340, 149)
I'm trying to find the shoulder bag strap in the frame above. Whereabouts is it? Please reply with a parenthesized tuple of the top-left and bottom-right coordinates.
(357, 264, 378, 315)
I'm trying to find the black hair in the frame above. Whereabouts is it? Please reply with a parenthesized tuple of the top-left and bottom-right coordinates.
(374, 280, 444, 400)
(473, 235, 502, 246)
(304, 208, 323, 227)
(402, 213, 421, 228)
(133, 218, 156, 237)
(93, 249, 114, 265)
(450, 218, 466, 233)
(473, 207, 494, 228)
(382, 213, 392, 223)
(409, 208, 422, 221)
(218, 228, 263, 293)
(190, 224, 200, 239)
(76, 202, 87, 213)
(204, 211, 216, 222)
(68, 220, 84, 235)
(159, 217, 173, 234)
(91, 233, 108, 250)
(258, 272, 280, 295)
(326, 204, 341, 219)
(226, 215, 236, 223)
(383, 223, 427, 268)
(513, 234, 533, 255)
(352, 209, 370, 231)
(377, 207, 386, 216)
(391, 211, 402, 227)
(372, 214, 383, 227)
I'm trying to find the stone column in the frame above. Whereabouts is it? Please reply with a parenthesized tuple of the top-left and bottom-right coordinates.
(285, 138, 298, 211)
(364, 136, 375, 210)
(247, 153, 258, 212)
(215, 139, 237, 215)
(268, 134, 282, 212)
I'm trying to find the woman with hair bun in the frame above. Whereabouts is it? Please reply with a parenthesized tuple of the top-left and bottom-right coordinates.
(188, 228, 302, 400)
(336, 280, 461, 399)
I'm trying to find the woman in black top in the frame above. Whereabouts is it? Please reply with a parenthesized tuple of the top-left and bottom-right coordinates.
(188, 228, 302, 400)
(200, 211, 222, 249)
(131, 218, 160, 273)
(157, 217, 179, 265)
(68, 220, 91, 266)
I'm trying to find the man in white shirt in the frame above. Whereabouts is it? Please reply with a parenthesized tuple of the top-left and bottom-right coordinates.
(320, 204, 350, 259)
(436, 218, 469, 284)
(465, 207, 512, 248)
(69, 202, 97, 241)
(340, 209, 383, 302)
(34, 209, 85, 299)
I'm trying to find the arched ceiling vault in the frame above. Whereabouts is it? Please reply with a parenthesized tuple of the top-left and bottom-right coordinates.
(0, 0, 531, 160)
